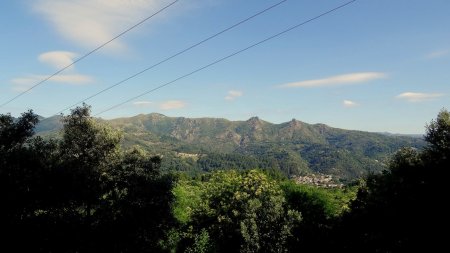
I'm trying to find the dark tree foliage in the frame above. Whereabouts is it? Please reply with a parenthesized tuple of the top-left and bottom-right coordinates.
(333, 109, 449, 252)
(2, 106, 447, 252)
(284, 185, 335, 252)
(0, 110, 54, 250)
(96, 149, 175, 252)
(196, 150, 308, 177)
(425, 109, 450, 158)
(281, 181, 357, 252)
(0, 105, 175, 252)
(0, 110, 38, 150)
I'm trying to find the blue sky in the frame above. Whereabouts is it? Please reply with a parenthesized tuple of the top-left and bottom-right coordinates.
(1, 0, 449, 134)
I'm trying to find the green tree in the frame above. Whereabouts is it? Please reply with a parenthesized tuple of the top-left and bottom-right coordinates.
(425, 109, 450, 158)
(38, 104, 123, 251)
(58, 104, 121, 207)
(97, 147, 176, 252)
(0, 110, 38, 151)
(0, 110, 62, 251)
(1, 106, 176, 252)
(335, 109, 449, 252)
(177, 170, 301, 253)
(0, 110, 40, 215)
(281, 181, 357, 252)
(56, 105, 175, 252)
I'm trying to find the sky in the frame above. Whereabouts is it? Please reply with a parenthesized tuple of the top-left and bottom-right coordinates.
(1, 0, 449, 134)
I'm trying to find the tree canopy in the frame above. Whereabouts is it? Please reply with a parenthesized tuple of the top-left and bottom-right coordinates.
(1, 107, 447, 252)
(0, 105, 175, 252)
(334, 109, 449, 252)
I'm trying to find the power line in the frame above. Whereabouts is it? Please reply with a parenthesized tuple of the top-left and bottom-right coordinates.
(0, 0, 180, 109)
(56, 0, 289, 115)
(94, 0, 357, 117)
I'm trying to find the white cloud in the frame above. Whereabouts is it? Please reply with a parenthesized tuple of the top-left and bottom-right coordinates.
(38, 51, 78, 69)
(343, 100, 358, 108)
(225, 90, 243, 101)
(133, 101, 153, 107)
(426, 49, 449, 59)
(159, 100, 186, 110)
(279, 72, 387, 88)
(396, 92, 444, 102)
(11, 51, 94, 92)
(33, 0, 168, 51)
(11, 74, 93, 91)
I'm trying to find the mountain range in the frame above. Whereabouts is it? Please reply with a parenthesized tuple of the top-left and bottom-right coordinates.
(35, 113, 425, 181)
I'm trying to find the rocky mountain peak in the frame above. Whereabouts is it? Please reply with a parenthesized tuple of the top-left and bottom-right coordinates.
(247, 116, 260, 122)
(148, 113, 167, 119)
(246, 116, 263, 131)
(288, 118, 302, 128)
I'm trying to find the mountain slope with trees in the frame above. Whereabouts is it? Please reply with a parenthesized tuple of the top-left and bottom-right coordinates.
(35, 113, 424, 180)
(1, 106, 447, 252)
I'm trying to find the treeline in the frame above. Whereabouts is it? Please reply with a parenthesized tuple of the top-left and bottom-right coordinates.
(1, 105, 447, 252)
(162, 151, 308, 177)
(161, 146, 380, 180)
(1, 106, 174, 252)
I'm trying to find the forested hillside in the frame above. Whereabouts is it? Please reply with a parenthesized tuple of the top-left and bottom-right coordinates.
(1, 106, 447, 252)
(36, 113, 424, 180)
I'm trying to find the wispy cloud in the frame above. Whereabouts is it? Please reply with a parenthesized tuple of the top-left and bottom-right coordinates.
(396, 92, 444, 102)
(225, 90, 243, 101)
(343, 100, 358, 108)
(159, 100, 186, 110)
(133, 101, 153, 107)
(426, 49, 449, 59)
(279, 72, 387, 88)
(11, 74, 93, 91)
(38, 51, 78, 69)
(32, 0, 168, 51)
(11, 51, 93, 91)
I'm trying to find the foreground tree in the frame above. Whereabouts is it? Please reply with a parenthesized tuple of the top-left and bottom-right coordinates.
(0, 110, 55, 250)
(0, 105, 175, 252)
(97, 148, 175, 252)
(335, 109, 449, 252)
(171, 170, 301, 253)
(425, 109, 450, 156)
(281, 181, 357, 252)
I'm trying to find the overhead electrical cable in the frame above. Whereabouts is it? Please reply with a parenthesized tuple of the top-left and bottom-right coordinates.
(56, 0, 289, 115)
(93, 0, 357, 117)
(0, 0, 180, 108)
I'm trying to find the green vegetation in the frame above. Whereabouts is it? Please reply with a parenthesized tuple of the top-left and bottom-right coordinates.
(331, 109, 449, 252)
(35, 112, 425, 180)
(1, 106, 446, 252)
(169, 170, 302, 252)
(0, 105, 175, 252)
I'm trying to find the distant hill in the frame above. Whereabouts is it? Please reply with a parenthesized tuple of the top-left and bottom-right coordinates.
(35, 113, 425, 180)
(35, 115, 63, 134)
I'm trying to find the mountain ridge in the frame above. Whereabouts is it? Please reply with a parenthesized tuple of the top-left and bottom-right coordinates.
(35, 113, 425, 180)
